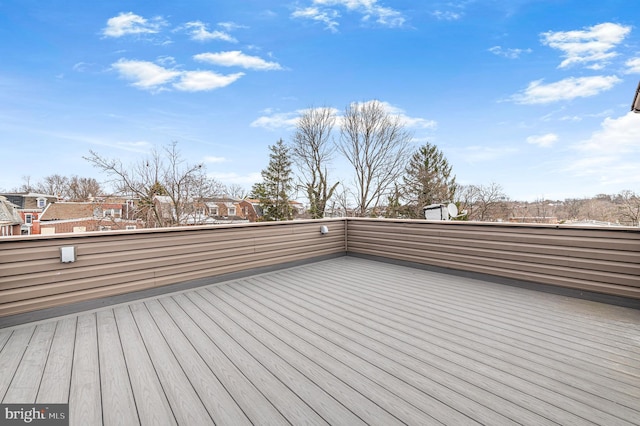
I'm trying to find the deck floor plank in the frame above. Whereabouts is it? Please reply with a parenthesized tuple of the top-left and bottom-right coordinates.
(201, 286, 416, 426)
(274, 262, 640, 424)
(3, 322, 55, 403)
(244, 276, 577, 425)
(217, 283, 488, 426)
(356, 262, 640, 360)
(113, 305, 176, 426)
(69, 313, 102, 426)
(1, 256, 639, 426)
(0, 326, 35, 401)
(97, 309, 140, 426)
(144, 299, 252, 426)
(0, 329, 12, 352)
(37, 317, 76, 403)
(128, 302, 214, 426)
(158, 295, 289, 426)
(311, 261, 640, 391)
(181, 291, 330, 425)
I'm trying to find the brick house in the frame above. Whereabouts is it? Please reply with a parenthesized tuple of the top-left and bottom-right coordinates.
(0, 192, 58, 234)
(39, 201, 142, 234)
(0, 196, 22, 236)
(190, 196, 255, 224)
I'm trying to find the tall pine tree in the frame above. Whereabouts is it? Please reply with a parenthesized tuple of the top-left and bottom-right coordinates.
(403, 143, 457, 218)
(251, 139, 294, 221)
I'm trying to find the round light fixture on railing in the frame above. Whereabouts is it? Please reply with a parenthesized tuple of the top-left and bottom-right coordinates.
(320, 225, 329, 235)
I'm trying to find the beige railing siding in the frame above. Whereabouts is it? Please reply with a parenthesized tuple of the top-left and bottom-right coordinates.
(346, 219, 640, 299)
(0, 220, 345, 317)
(1, 218, 638, 319)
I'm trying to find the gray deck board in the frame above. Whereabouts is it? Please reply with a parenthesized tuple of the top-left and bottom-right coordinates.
(1, 256, 639, 426)
(129, 302, 214, 425)
(259, 269, 638, 425)
(200, 287, 415, 425)
(36, 317, 76, 403)
(113, 305, 176, 426)
(361, 265, 640, 364)
(69, 313, 102, 425)
(3, 322, 55, 403)
(158, 295, 288, 425)
(182, 291, 330, 425)
(144, 299, 251, 426)
(312, 262, 640, 390)
(0, 326, 34, 401)
(97, 309, 139, 426)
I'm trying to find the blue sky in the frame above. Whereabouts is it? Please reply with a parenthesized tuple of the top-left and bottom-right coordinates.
(1, 0, 639, 201)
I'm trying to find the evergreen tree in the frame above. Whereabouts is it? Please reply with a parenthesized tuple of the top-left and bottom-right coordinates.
(403, 143, 457, 218)
(252, 139, 294, 221)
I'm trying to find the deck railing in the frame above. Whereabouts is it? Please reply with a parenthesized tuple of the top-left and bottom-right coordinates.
(346, 218, 640, 301)
(1, 218, 638, 321)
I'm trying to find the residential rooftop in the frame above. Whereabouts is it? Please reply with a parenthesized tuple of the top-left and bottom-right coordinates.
(0, 218, 638, 425)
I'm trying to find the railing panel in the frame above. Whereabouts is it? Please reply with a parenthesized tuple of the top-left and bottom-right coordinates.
(2, 218, 638, 320)
(346, 219, 640, 299)
(0, 220, 345, 317)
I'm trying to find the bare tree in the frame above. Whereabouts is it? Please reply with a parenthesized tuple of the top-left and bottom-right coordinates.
(616, 190, 640, 226)
(338, 100, 412, 217)
(291, 106, 339, 219)
(457, 182, 510, 221)
(67, 176, 102, 201)
(36, 174, 68, 198)
(85, 142, 223, 227)
(226, 184, 249, 199)
(326, 184, 354, 217)
(14, 176, 35, 193)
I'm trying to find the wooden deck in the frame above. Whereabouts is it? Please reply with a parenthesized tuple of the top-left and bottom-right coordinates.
(1, 256, 639, 425)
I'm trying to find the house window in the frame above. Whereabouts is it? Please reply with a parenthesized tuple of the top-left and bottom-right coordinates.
(125, 225, 137, 230)
(25, 214, 33, 224)
(195, 208, 205, 216)
(210, 206, 219, 216)
(228, 206, 236, 216)
(37, 198, 46, 208)
(103, 208, 122, 217)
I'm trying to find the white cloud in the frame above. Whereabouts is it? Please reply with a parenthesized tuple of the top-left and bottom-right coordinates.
(540, 22, 631, 69)
(182, 21, 237, 42)
(526, 133, 558, 148)
(512, 75, 621, 104)
(624, 57, 640, 74)
(173, 71, 244, 92)
(103, 12, 166, 38)
(576, 112, 640, 153)
(489, 46, 532, 59)
(194, 51, 283, 71)
(292, 7, 340, 32)
(292, 0, 405, 31)
(251, 102, 436, 131)
(111, 59, 181, 90)
(566, 112, 640, 186)
(372, 101, 437, 129)
(72, 62, 92, 72)
(112, 59, 244, 92)
(251, 111, 300, 130)
(431, 10, 461, 21)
